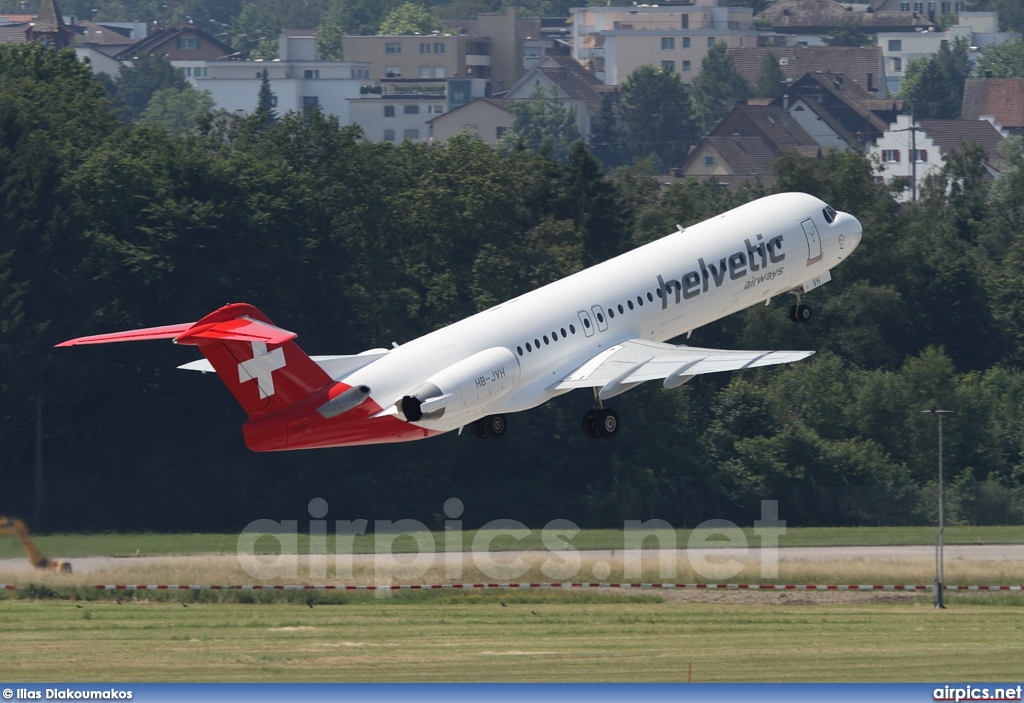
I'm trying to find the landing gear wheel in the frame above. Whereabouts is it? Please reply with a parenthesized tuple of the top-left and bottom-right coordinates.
(788, 304, 798, 322)
(595, 408, 619, 438)
(476, 414, 507, 439)
(796, 304, 812, 322)
(582, 409, 602, 439)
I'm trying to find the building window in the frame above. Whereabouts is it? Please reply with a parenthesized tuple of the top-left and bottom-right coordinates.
(403, 128, 420, 140)
(889, 39, 902, 51)
(941, 1, 950, 11)
(176, 36, 199, 49)
(193, 66, 207, 77)
(434, 42, 445, 54)
(420, 42, 431, 54)
(683, 36, 691, 48)
(304, 69, 319, 79)
(384, 105, 395, 117)
(705, 155, 714, 166)
(708, 36, 716, 47)
(421, 66, 432, 78)
(682, 60, 691, 72)
(881, 149, 901, 163)
(434, 66, 445, 78)
(462, 124, 479, 134)
(386, 42, 402, 54)
(662, 60, 675, 71)
(386, 66, 402, 77)
(661, 37, 675, 50)
(681, 13, 689, 28)
(900, 1, 910, 8)
(893, 57, 902, 72)
(428, 105, 444, 114)
(496, 125, 508, 139)
(404, 104, 420, 114)
(955, 1, 964, 11)
(913, 2, 923, 11)
(302, 96, 319, 115)
(913, 149, 928, 162)
(384, 129, 395, 141)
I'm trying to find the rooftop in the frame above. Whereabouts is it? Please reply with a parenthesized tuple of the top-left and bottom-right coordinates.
(961, 79, 1024, 130)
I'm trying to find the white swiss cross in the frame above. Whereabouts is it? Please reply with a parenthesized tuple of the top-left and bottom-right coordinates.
(238, 341, 286, 399)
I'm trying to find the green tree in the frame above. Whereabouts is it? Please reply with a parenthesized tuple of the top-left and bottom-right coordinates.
(588, 92, 625, 168)
(140, 85, 215, 133)
(501, 84, 580, 162)
(317, 2, 346, 61)
(754, 51, 786, 98)
(114, 54, 188, 123)
(255, 67, 277, 125)
(690, 42, 750, 136)
(379, 1, 440, 35)
(823, 17, 872, 47)
(619, 63, 694, 168)
(976, 38, 1024, 78)
(898, 37, 971, 119)
(331, 0, 403, 35)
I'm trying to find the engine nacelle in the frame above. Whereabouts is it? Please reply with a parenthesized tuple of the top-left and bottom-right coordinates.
(398, 347, 520, 422)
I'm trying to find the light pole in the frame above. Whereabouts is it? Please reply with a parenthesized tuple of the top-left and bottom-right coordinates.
(922, 408, 953, 609)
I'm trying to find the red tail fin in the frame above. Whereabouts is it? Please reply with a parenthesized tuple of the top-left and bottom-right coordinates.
(58, 303, 333, 419)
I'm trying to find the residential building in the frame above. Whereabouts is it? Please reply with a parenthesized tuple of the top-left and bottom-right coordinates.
(502, 55, 605, 140)
(730, 46, 886, 96)
(348, 76, 487, 143)
(71, 20, 143, 57)
(772, 72, 900, 150)
(113, 23, 233, 62)
(679, 104, 822, 188)
(191, 33, 370, 123)
(427, 97, 515, 144)
(962, 79, 1024, 135)
(343, 33, 491, 90)
(868, 115, 1005, 201)
(570, 2, 759, 85)
(0, 0, 74, 49)
(869, 0, 968, 24)
(756, 0, 935, 47)
(441, 6, 531, 93)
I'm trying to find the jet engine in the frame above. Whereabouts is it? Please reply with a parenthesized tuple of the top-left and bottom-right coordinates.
(398, 347, 520, 422)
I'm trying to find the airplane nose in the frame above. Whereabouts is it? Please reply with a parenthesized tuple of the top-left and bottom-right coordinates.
(841, 213, 863, 253)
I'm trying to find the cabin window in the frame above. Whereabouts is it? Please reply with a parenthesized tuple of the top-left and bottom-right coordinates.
(627, 300, 634, 310)
(543, 335, 549, 345)
(570, 324, 576, 334)
(561, 327, 567, 337)
(637, 296, 644, 306)
(647, 292, 654, 302)
(517, 346, 523, 356)
(608, 309, 615, 319)
(525, 342, 532, 352)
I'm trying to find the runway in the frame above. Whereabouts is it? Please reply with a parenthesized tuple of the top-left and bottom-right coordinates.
(2, 544, 1022, 575)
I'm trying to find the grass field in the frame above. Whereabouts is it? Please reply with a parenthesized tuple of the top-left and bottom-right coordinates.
(2, 525, 1022, 559)
(0, 592, 1021, 682)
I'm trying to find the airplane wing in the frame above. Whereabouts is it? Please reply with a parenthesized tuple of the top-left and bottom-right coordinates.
(551, 339, 813, 400)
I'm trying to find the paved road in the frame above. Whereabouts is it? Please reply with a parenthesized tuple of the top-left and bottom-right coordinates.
(1, 544, 1022, 576)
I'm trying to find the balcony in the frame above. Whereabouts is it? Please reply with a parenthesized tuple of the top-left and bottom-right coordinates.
(466, 54, 491, 66)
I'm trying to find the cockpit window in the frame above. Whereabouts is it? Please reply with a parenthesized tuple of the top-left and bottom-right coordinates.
(823, 206, 837, 224)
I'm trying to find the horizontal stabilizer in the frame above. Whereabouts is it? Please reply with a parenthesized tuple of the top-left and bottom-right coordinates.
(553, 339, 814, 391)
(55, 323, 193, 347)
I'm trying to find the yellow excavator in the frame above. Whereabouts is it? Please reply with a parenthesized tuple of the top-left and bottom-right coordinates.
(0, 517, 72, 574)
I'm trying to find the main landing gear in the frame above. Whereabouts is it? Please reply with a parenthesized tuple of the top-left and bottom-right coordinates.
(583, 390, 619, 439)
(788, 292, 812, 323)
(475, 414, 507, 439)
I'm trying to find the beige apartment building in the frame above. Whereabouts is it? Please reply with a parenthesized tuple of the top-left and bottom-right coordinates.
(344, 34, 491, 85)
(571, 2, 759, 85)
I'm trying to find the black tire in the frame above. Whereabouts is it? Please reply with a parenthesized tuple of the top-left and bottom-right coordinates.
(486, 414, 507, 438)
(582, 409, 601, 439)
(596, 408, 619, 438)
(788, 304, 799, 323)
(475, 417, 490, 439)
(797, 304, 812, 322)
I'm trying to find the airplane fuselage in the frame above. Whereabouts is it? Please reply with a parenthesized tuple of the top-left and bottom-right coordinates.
(240, 192, 861, 449)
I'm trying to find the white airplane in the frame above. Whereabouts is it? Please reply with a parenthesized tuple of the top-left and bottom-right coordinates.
(58, 192, 861, 450)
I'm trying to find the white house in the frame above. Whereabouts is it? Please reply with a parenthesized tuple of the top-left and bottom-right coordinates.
(190, 33, 370, 123)
(869, 114, 1005, 201)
